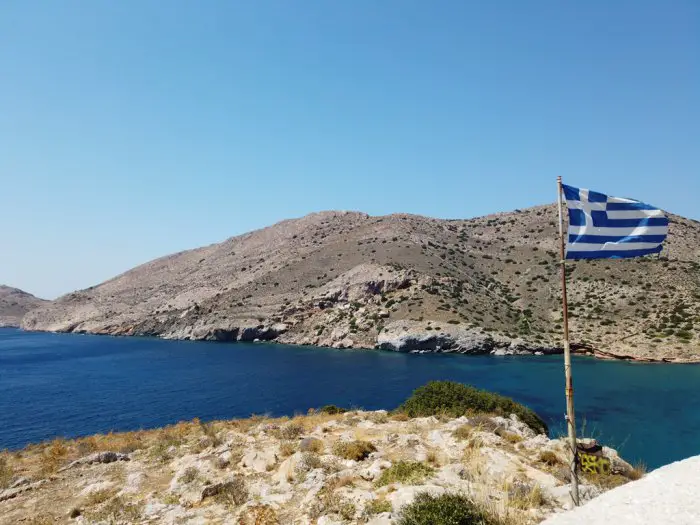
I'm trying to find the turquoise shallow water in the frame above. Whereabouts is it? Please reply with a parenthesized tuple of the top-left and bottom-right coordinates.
(0, 328, 698, 469)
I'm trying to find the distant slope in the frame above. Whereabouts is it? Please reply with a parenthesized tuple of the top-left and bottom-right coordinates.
(23, 206, 700, 361)
(0, 286, 48, 327)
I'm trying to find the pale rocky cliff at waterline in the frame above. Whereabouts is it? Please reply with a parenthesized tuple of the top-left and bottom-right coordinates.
(22, 206, 700, 361)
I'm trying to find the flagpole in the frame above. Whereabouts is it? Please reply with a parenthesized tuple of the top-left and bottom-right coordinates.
(557, 176, 580, 507)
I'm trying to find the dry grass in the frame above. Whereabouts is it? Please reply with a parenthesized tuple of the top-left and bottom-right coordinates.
(461, 436, 486, 481)
(308, 478, 357, 521)
(25, 516, 56, 525)
(453, 424, 475, 440)
(583, 472, 630, 490)
(211, 477, 249, 507)
(328, 474, 356, 491)
(538, 450, 562, 467)
(161, 492, 180, 505)
(505, 479, 549, 510)
(368, 412, 389, 424)
(76, 431, 144, 455)
(470, 414, 502, 433)
(0, 454, 13, 489)
(277, 422, 305, 440)
(177, 466, 199, 484)
(333, 440, 377, 461)
(295, 452, 322, 479)
(148, 441, 173, 463)
(426, 449, 442, 467)
(299, 437, 324, 453)
(40, 439, 68, 476)
(626, 461, 647, 481)
(279, 441, 296, 457)
(239, 504, 280, 525)
(497, 430, 523, 444)
(83, 495, 143, 522)
(84, 487, 118, 507)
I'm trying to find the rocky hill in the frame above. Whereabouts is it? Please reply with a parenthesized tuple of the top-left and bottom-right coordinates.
(22, 206, 700, 361)
(0, 285, 47, 328)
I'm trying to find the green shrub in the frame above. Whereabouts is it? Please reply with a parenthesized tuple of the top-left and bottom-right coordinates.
(396, 492, 503, 525)
(319, 405, 347, 415)
(333, 440, 376, 461)
(375, 461, 434, 487)
(363, 499, 392, 517)
(397, 381, 547, 434)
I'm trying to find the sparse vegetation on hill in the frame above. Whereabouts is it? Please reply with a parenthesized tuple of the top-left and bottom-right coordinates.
(21, 206, 700, 361)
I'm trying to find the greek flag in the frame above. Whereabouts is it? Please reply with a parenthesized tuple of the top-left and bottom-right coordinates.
(562, 184, 668, 260)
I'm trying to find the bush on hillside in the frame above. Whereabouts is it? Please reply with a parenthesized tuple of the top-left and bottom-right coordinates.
(318, 405, 347, 415)
(375, 461, 434, 487)
(397, 381, 547, 435)
(396, 492, 504, 525)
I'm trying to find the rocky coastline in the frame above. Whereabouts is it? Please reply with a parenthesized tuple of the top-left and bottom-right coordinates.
(18, 208, 700, 363)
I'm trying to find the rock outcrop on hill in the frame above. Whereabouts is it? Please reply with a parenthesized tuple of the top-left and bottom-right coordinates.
(0, 410, 640, 524)
(0, 285, 47, 328)
(22, 207, 700, 361)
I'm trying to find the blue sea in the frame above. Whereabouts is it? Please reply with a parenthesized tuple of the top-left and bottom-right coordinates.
(0, 328, 698, 469)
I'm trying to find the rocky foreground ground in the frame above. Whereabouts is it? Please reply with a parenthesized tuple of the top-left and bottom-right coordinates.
(0, 410, 640, 525)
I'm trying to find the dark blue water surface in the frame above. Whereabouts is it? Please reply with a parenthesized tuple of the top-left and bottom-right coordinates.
(1, 328, 698, 469)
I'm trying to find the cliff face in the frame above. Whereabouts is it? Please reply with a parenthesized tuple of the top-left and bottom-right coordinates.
(0, 285, 47, 328)
(22, 207, 700, 361)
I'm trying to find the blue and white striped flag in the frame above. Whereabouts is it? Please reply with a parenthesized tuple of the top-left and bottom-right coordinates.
(562, 184, 668, 260)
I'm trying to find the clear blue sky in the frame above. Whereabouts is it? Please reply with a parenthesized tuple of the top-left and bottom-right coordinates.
(2, 1, 698, 299)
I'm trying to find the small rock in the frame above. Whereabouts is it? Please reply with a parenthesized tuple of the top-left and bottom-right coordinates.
(366, 513, 392, 525)
(241, 448, 277, 473)
(10, 477, 30, 489)
(299, 468, 326, 489)
(79, 480, 115, 497)
(360, 459, 391, 481)
(120, 471, 145, 494)
(317, 516, 344, 525)
(60, 451, 130, 472)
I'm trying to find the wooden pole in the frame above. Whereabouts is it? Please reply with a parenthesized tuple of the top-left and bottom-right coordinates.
(557, 176, 580, 506)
